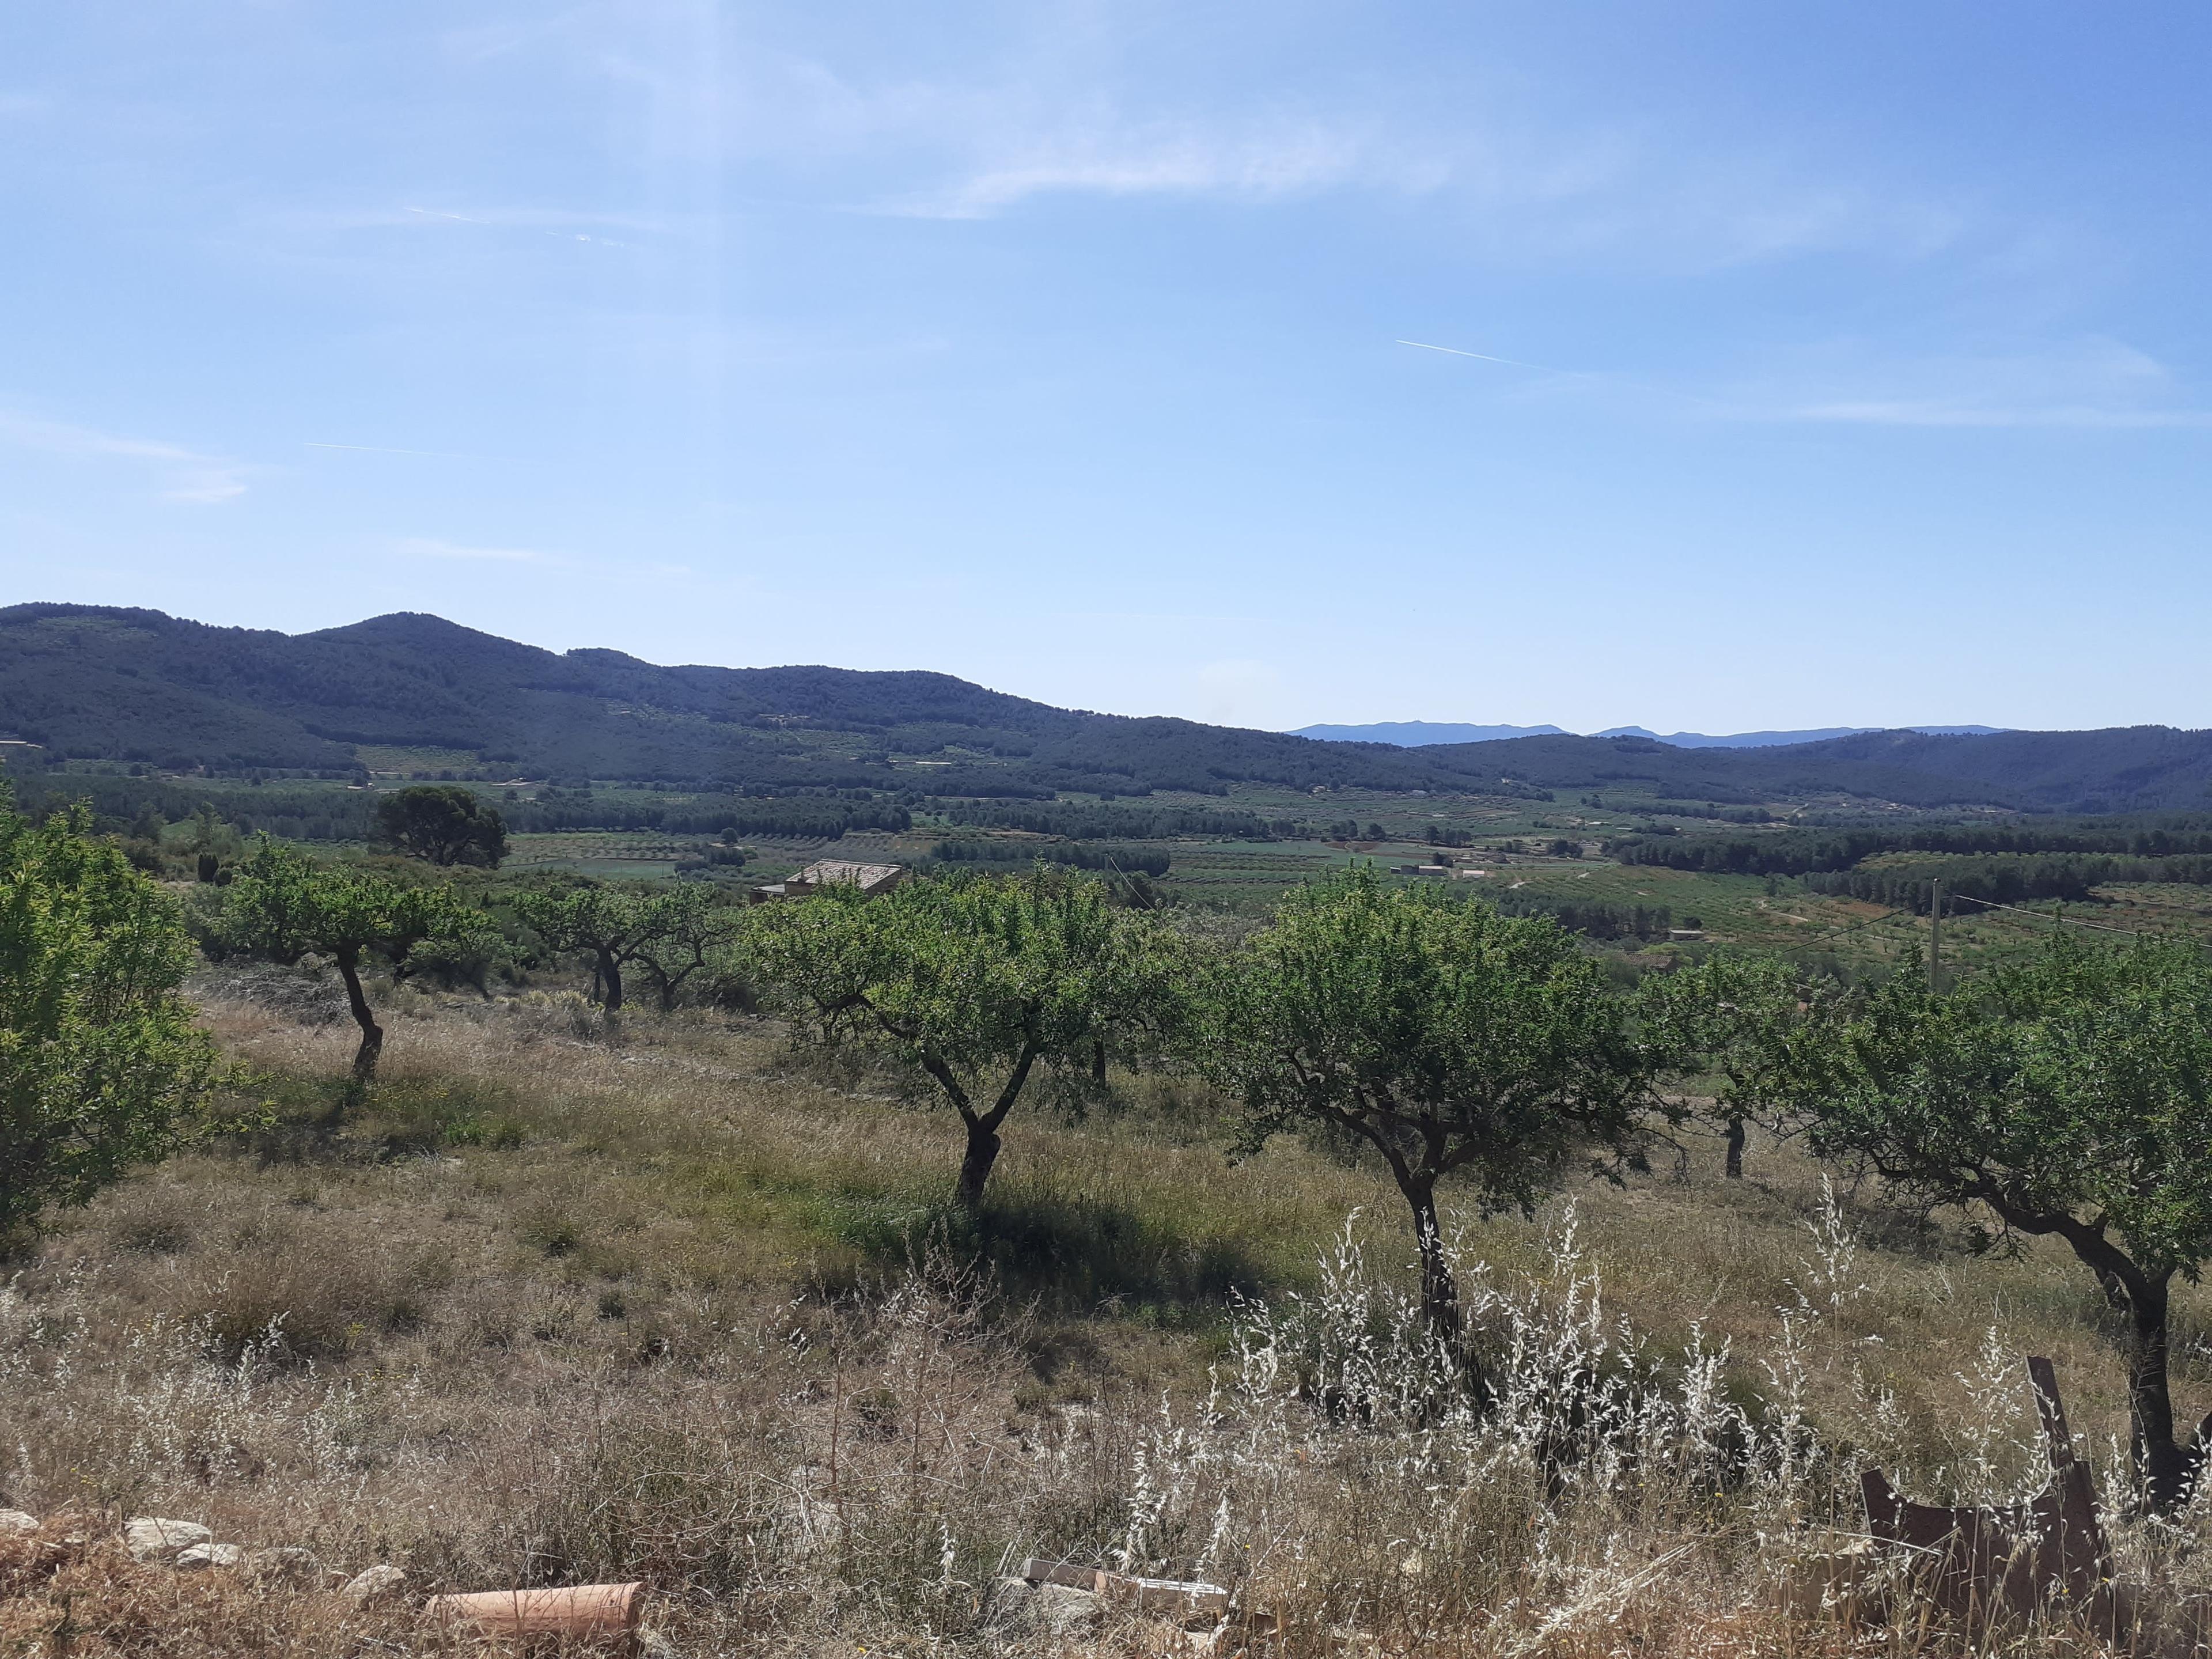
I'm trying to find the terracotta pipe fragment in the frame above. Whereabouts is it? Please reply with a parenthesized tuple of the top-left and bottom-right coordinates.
(426, 1581, 645, 1643)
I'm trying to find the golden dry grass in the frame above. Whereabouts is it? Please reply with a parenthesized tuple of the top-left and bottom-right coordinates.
(6, 969, 2212, 1656)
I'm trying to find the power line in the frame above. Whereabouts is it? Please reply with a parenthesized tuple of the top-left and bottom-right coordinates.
(1947, 894, 2141, 936)
(1791, 903, 1922, 949)
(1793, 892, 2146, 952)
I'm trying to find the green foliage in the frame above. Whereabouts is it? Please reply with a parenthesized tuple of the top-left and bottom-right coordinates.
(1779, 932, 2212, 1506)
(1433, 728, 2212, 813)
(222, 841, 478, 969)
(945, 802, 1301, 841)
(1488, 892, 1673, 942)
(0, 800, 216, 1236)
(1636, 950, 1810, 1174)
(374, 784, 507, 866)
(1611, 811, 2212, 881)
(627, 885, 745, 1011)
(503, 795, 912, 839)
(1807, 851, 2212, 914)
(221, 839, 484, 1078)
(188, 802, 240, 882)
(1789, 934, 2212, 1279)
(210, 1070, 526, 1161)
(508, 881, 728, 1013)
(1198, 868, 1663, 1331)
(741, 867, 1190, 1208)
(930, 839, 1171, 877)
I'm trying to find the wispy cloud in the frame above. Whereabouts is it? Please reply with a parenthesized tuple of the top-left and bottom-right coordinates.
(262, 4, 2016, 280)
(887, 118, 1399, 219)
(1388, 332, 2211, 432)
(397, 536, 550, 563)
(1797, 400, 2211, 430)
(399, 204, 638, 248)
(0, 410, 248, 503)
(1770, 339, 2208, 430)
(710, 16, 1983, 271)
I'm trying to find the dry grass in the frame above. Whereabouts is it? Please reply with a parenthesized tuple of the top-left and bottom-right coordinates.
(7, 967, 2212, 1655)
(0, 1522, 433, 1657)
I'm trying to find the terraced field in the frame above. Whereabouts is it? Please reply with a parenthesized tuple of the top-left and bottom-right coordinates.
(502, 832, 701, 877)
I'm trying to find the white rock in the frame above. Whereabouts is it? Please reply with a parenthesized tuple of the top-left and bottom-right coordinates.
(125, 1517, 212, 1563)
(0, 1510, 36, 1539)
(1036, 1584, 1105, 1637)
(340, 1563, 411, 1607)
(984, 1576, 1039, 1628)
(175, 1542, 245, 1570)
(993, 1575, 1104, 1638)
(638, 1630, 682, 1659)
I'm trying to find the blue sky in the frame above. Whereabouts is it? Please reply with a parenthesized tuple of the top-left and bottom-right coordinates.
(3, 3, 2208, 735)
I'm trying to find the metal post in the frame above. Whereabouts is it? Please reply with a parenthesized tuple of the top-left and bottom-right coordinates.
(1928, 877, 1942, 993)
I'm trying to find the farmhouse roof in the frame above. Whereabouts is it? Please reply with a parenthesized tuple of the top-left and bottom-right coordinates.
(792, 859, 904, 891)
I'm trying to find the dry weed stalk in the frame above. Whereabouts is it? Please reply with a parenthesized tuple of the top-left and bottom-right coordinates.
(5, 988, 2211, 1654)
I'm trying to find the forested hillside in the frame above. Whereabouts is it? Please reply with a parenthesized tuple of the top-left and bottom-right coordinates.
(0, 604, 1515, 797)
(3, 603, 2209, 812)
(1410, 728, 2212, 813)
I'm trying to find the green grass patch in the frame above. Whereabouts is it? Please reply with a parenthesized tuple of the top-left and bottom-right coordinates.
(210, 1070, 529, 1162)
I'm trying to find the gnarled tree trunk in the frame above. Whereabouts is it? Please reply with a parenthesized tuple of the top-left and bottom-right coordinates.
(2046, 1215, 2196, 1512)
(1400, 1174, 1461, 1342)
(2123, 1277, 2195, 1511)
(334, 945, 384, 1082)
(956, 1123, 1002, 1212)
(926, 1041, 1040, 1214)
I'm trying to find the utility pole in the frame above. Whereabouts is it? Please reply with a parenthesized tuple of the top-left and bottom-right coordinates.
(1928, 877, 1943, 993)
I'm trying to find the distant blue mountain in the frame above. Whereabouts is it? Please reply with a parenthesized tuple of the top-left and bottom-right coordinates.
(1594, 724, 2009, 749)
(1294, 721, 2009, 749)
(1288, 721, 1570, 745)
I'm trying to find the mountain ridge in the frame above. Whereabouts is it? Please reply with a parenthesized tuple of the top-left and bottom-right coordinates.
(2, 603, 2208, 814)
(0, 604, 1511, 798)
(1293, 719, 2011, 749)
(1289, 721, 1570, 744)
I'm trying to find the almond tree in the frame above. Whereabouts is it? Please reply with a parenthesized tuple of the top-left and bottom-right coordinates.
(1781, 932, 2212, 1511)
(1638, 948, 1808, 1178)
(1200, 867, 1663, 1339)
(222, 840, 479, 1081)
(510, 882, 660, 1013)
(628, 885, 745, 1012)
(1, 800, 215, 1235)
(744, 866, 1186, 1210)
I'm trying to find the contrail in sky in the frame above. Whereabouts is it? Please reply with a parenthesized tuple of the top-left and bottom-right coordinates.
(1396, 339, 1565, 373)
